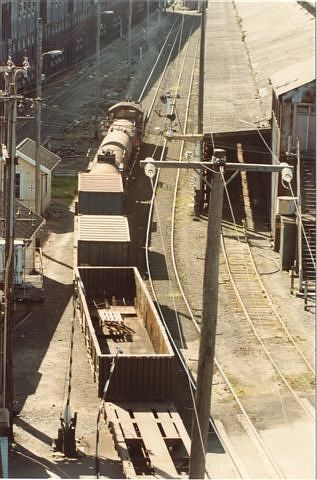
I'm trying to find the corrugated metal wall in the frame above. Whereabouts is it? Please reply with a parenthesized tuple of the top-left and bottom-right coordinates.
(98, 355, 175, 401)
(77, 241, 130, 266)
(78, 191, 124, 215)
(75, 266, 176, 401)
(78, 266, 136, 300)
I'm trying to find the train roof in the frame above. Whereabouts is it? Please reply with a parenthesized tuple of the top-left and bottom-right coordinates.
(108, 101, 143, 114)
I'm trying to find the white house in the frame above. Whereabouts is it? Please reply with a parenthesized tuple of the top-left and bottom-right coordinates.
(0, 193, 45, 300)
(15, 138, 61, 215)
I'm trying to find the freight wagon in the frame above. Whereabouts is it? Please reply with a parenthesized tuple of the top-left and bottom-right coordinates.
(74, 99, 192, 477)
(78, 173, 124, 215)
(77, 215, 131, 266)
(74, 266, 176, 400)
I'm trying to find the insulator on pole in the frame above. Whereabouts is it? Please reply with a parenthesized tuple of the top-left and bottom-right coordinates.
(280, 162, 293, 183)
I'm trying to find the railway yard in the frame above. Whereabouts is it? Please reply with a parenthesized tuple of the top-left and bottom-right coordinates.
(5, 2, 315, 480)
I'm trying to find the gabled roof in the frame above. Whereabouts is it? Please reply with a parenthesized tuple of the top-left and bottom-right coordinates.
(0, 193, 44, 240)
(270, 57, 315, 96)
(16, 138, 61, 172)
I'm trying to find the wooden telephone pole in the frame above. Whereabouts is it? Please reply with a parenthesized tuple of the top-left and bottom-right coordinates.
(141, 154, 294, 478)
(0, 57, 29, 453)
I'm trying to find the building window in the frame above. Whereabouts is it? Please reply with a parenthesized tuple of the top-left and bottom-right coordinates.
(15, 173, 21, 199)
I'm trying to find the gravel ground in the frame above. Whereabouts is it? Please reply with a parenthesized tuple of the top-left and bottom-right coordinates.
(174, 166, 315, 478)
(9, 6, 315, 479)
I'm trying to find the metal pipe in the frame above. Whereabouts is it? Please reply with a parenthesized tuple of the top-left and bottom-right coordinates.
(128, 0, 132, 78)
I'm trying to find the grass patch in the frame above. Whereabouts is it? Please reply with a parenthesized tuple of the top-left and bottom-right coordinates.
(52, 175, 77, 200)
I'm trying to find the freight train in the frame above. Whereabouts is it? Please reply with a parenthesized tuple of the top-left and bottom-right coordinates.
(74, 100, 191, 477)
(76, 100, 143, 266)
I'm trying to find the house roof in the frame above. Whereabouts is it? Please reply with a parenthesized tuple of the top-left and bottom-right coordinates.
(0, 193, 45, 241)
(270, 57, 315, 96)
(16, 138, 61, 172)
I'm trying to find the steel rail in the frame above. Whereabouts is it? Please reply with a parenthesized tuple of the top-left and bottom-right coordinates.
(126, 20, 182, 178)
(221, 222, 315, 420)
(143, 19, 248, 480)
(167, 39, 249, 480)
(243, 224, 315, 375)
(17, 17, 180, 136)
(165, 40, 286, 480)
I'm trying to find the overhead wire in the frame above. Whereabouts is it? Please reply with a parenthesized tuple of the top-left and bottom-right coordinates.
(144, 20, 210, 475)
(169, 28, 211, 472)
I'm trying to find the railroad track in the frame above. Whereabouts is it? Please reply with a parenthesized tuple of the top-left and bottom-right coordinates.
(221, 220, 315, 375)
(140, 12, 247, 480)
(220, 221, 315, 416)
(16, 12, 176, 143)
(138, 12, 315, 479)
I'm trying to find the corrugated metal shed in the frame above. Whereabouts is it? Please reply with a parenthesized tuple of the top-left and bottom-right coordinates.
(203, 1, 315, 135)
(232, 2, 315, 117)
(203, 2, 264, 135)
(270, 57, 315, 96)
(78, 215, 130, 242)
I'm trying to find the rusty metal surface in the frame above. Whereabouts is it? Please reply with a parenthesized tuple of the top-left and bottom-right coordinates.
(75, 266, 176, 400)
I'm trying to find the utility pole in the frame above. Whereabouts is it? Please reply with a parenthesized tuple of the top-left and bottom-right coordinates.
(189, 149, 225, 479)
(96, 0, 101, 111)
(146, 0, 150, 40)
(128, 0, 132, 79)
(141, 153, 294, 477)
(196, 1, 205, 215)
(35, 17, 43, 215)
(0, 56, 29, 457)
